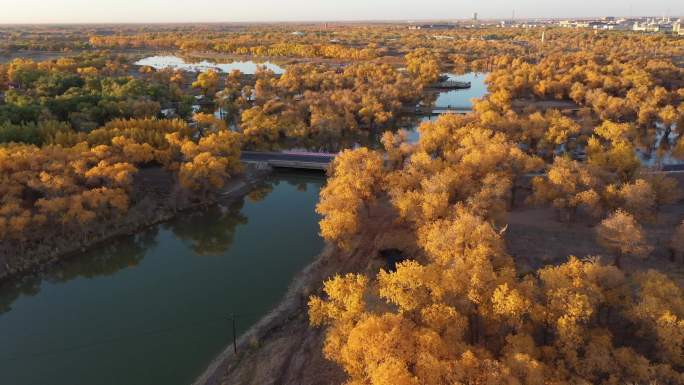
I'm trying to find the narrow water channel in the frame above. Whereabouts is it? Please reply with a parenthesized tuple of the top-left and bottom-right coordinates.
(0, 171, 325, 385)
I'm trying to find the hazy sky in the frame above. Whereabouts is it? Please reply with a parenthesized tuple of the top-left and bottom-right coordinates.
(0, 0, 681, 24)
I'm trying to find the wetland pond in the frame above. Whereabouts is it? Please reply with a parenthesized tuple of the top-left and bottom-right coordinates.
(134, 56, 285, 75)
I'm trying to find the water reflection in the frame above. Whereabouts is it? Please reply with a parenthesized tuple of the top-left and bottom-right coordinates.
(1, 178, 318, 308)
(0, 228, 159, 315)
(637, 123, 684, 168)
(246, 183, 275, 203)
(135, 55, 285, 75)
(396, 115, 439, 143)
(0, 171, 325, 385)
(268, 169, 322, 191)
(434, 72, 489, 109)
(165, 200, 247, 256)
(0, 200, 250, 314)
(54, 228, 159, 281)
(0, 276, 39, 315)
(393, 72, 490, 144)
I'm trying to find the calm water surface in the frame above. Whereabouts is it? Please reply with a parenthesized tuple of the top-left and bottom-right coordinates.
(135, 56, 285, 75)
(401, 72, 489, 143)
(0, 171, 324, 385)
(434, 72, 489, 109)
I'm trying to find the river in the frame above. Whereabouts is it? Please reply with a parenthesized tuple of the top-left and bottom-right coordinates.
(0, 171, 325, 385)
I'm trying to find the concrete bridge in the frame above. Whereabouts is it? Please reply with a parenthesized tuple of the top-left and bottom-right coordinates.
(241, 149, 684, 173)
(404, 105, 473, 115)
(430, 80, 471, 90)
(429, 106, 473, 115)
(241, 151, 335, 171)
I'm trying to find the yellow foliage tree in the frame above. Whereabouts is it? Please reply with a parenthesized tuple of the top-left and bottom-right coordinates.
(192, 69, 220, 96)
(596, 210, 652, 268)
(316, 148, 384, 249)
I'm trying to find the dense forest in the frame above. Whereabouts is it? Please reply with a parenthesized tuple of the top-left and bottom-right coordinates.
(308, 26, 684, 385)
(1, 23, 684, 385)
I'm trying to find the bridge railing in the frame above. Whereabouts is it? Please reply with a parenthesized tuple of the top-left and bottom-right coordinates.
(241, 150, 337, 158)
(281, 150, 337, 157)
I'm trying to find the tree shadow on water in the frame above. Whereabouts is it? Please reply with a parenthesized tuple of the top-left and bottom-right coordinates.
(165, 199, 249, 256)
(0, 227, 160, 315)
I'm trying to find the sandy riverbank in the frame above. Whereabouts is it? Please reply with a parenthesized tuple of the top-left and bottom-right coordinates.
(193, 203, 418, 385)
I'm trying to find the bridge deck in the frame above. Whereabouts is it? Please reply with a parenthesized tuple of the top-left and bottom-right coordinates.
(241, 151, 334, 170)
(430, 80, 471, 90)
(429, 107, 473, 114)
(241, 150, 684, 174)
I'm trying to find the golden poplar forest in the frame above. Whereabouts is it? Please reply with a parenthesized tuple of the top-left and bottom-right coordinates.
(1, 23, 684, 385)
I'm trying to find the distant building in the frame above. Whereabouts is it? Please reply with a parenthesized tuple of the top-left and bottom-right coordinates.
(473, 12, 478, 21)
(557, 17, 678, 33)
(408, 23, 454, 30)
(290, 31, 305, 36)
(633, 21, 670, 33)
(518, 23, 542, 28)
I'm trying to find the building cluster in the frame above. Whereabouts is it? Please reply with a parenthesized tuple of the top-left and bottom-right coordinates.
(558, 16, 684, 35)
(407, 23, 455, 30)
(405, 16, 683, 35)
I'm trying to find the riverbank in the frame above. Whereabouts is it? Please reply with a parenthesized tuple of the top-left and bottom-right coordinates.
(193, 202, 419, 385)
(0, 165, 269, 284)
(193, 170, 684, 385)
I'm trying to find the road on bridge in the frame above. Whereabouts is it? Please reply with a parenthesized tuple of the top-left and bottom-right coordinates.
(240, 151, 684, 172)
(241, 151, 336, 170)
(662, 164, 684, 172)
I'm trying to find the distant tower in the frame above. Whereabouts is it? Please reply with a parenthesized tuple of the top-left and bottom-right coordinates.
(512, 9, 515, 21)
(541, 31, 545, 45)
(473, 12, 478, 21)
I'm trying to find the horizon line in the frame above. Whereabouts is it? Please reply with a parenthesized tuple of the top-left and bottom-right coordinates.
(0, 15, 682, 26)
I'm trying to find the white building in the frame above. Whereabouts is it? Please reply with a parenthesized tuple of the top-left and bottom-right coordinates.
(674, 22, 684, 36)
